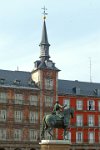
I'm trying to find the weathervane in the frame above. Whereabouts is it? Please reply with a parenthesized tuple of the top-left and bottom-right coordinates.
(42, 6, 48, 20)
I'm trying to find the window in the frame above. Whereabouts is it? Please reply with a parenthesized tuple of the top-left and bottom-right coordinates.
(14, 129, 22, 141)
(0, 128, 6, 140)
(30, 95, 38, 106)
(76, 100, 83, 110)
(98, 101, 100, 111)
(65, 131, 71, 141)
(45, 78, 53, 90)
(88, 115, 94, 127)
(45, 96, 53, 107)
(30, 111, 38, 123)
(76, 115, 83, 126)
(87, 100, 95, 110)
(96, 89, 100, 96)
(0, 78, 5, 84)
(76, 132, 83, 143)
(15, 94, 23, 104)
(13, 80, 21, 85)
(29, 129, 38, 141)
(88, 132, 94, 143)
(98, 116, 100, 127)
(0, 92, 7, 103)
(0, 110, 7, 121)
(14, 111, 23, 122)
(74, 87, 80, 95)
(45, 130, 53, 140)
(99, 132, 100, 142)
(63, 99, 70, 109)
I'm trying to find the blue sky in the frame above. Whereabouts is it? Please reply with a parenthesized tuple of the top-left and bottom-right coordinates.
(0, 0, 100, 82)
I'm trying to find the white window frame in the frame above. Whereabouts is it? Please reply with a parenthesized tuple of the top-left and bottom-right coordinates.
(30, 95, 38, 106)
(87, 100, 95, 110)
(45, 130, 53, 140)
(76, 115, 83, 127)
(88, 132, 94, 143)
(63, 99, 70, 109)
(14, 129, 22, 141)
(45, 78, 53, 90)
(0, 110, 7, 121)
(0, 128, 6, 140)
(65, 131, 71, 141)
(0, 92, 7, 103)
(98, 101, 100, 111)
(88, 115, 94, 127)
(45, 96, 53, 107)
(14, 111, 23, 122)
(29, 129, 38, 141)
(75, 87, 80, 95)
(99, 132, 100, 142)
(98, 115, 100, 127)
(76, 100, 83, 110)
(76, 132, 83, 143)
(15, 94, 23, 104)
(30, 111, 38, 123)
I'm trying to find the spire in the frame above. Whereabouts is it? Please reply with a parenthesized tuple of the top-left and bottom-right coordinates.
(39, 6, 50, 61)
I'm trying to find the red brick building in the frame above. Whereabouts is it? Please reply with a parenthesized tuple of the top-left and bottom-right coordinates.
(0, 15, 100, 150)
(58, 80, 100, 149)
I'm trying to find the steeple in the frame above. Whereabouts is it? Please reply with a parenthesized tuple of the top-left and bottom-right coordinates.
(39, 6, 50, 61)
(32, 7, 60, 72)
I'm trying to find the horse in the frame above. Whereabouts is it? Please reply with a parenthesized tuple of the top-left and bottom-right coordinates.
(41, 107, 74, 140)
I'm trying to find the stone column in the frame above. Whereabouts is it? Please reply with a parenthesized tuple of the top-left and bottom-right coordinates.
(39, 140, 71, 150)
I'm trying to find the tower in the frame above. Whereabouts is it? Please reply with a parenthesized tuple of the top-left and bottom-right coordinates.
(31, 7, 60, 137)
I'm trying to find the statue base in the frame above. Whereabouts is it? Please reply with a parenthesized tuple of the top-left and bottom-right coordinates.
(39, 140, 71, 150)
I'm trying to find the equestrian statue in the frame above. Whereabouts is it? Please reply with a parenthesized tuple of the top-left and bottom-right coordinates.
(41, 100, 74, 140)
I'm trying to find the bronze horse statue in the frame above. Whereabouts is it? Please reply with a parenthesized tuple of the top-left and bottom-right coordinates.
(41, 107, 74, 140)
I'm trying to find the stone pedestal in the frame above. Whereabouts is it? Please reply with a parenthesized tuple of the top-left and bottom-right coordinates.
(39, 140, 71, 150)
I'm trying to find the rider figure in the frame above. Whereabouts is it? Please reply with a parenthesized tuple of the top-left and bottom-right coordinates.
(53, 100, 67, 126)
(53, 100, 63, 115)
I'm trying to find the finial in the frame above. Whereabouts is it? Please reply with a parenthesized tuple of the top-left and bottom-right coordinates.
(42, 6, 48, 20)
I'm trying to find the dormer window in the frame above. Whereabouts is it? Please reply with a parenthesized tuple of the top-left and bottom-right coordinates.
(13, 80, 21, 85)
(0, 78, 5, 84)
(28, 80, 35, 86)
(94, 89, 100, 96)
(73, 87, 80, 95)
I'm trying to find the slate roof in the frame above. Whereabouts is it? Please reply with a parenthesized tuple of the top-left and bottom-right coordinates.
(0, 69, 100, 97)
(58, 79, 100, 97)
(0, 69, 39, 90)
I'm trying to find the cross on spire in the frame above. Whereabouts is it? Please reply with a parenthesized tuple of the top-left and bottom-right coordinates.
(42, 6, 48, 20)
